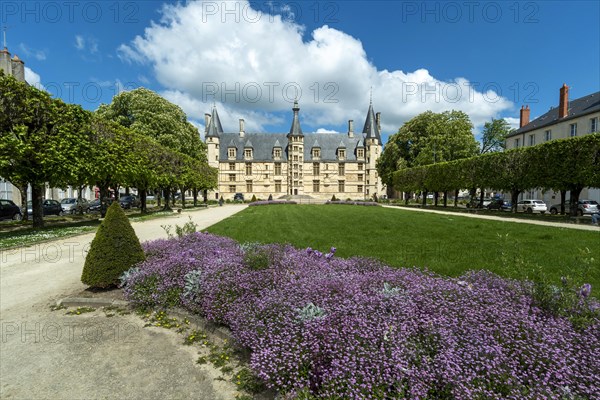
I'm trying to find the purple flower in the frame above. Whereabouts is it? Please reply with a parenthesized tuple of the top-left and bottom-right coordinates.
(579, 283, 592, 298)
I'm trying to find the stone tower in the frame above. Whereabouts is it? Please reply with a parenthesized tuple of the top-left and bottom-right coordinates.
(0, 47, 26, 83)
(362, 100, 383, 199)
(287, 101, 304, 196)
(205, 106, 224, 169)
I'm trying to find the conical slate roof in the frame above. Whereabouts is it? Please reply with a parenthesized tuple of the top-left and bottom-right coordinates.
(288, 100, 303, 137)
(362, 102, 381, 141)
(206, 106, 224, 138)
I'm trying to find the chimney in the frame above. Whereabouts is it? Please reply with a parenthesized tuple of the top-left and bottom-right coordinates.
(204, 113, 211, 133)
(559, 83, 569, 118)
(348, 119, 354, 138)
(375, 112, 381, 131)
(519, 105, 530, 128)
(239, 118, 245, 137)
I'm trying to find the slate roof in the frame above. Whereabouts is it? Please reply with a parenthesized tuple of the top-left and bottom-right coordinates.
(508, 91, 600, 137)
(219, 133, 366, 162)
(288, 100, 303, 137)
(205, 106, 224, 138)
(362, 102, 381, 141)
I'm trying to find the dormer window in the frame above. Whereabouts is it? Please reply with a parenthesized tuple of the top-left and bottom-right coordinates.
(244, 148, 253, 159)
(338, 149, 346, 160)
(357, 148, 364, 158)
(228, 148, 236, 159)
(273, 148, 282, 159)
(312, 148, 321, 159)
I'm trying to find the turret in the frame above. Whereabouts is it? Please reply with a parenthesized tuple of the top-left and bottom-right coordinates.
(10, 54, 25, 82)
(205, 106, 224, 168)
(0, 47, 12, 77)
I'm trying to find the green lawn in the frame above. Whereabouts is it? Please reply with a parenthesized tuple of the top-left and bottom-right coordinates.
(206, 204, 600, 290)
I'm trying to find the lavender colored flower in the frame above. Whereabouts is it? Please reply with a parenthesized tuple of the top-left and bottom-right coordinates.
(579, 283, 592, 298)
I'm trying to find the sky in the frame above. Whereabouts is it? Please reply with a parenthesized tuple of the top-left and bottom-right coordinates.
(2, 0, 599, 144)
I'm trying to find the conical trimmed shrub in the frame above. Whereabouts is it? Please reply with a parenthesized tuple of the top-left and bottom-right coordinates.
(81, 201, 145, 288)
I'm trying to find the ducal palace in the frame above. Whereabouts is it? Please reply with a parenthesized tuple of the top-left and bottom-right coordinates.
(206, 101, 386, 201)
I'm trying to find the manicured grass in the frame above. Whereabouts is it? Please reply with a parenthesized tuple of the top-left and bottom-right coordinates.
(206, 204, 600, 290)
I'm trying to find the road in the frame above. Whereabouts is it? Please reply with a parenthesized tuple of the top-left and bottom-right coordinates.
(0, 205, 247, 400)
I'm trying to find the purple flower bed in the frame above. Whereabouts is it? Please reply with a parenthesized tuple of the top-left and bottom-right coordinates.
(121, 232, 600, 399)
(326, 200, 380, 206)
(249, 200, 298, 206)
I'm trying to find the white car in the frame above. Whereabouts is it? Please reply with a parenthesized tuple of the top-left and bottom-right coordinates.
(516, 199, 547, 214)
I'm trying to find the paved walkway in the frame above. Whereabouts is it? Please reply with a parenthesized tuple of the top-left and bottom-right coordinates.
(382, 205, 600, 232)
(0, 205, 248, 400)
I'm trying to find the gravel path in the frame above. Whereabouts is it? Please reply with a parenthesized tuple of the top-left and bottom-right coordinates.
(0, 205, 248, 400)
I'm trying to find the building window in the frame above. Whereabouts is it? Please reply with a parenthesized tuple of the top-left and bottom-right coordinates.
(245, 163, 252, 175)
(357, 185, 363, 193)
(228, 148, 236, 158)
(229, 163, 235, 171)
(274, 181, 282, 192)
(273, 148, 282, 159)
(529, 134, 535, 146)
(294, 172, 298, 179)
(514, 138, 520, 148)
(293, 146, 298, 152)
(591, 117, 598, 133)
(357, 148, 364, 158)
(293, 155, 298, 161)
(544, 130, 552, 142)
(338, 164, 345, 176)
(228, 174, 236, 182)
(338, 149, 346, 160)
(246, 181, 253, 192)
(358, 174, 363, 181)
(338, 180, 345, 193)
(244, 148, 253, 159)
(275, 163, 282, 175)
(229, 185, 236, 193)
(313, 163, 320, 175)
(358, 163, 363, 171)
(570, 123, 577, 137)
(313, 180, 320, 192)
(312, 148, 321, 159)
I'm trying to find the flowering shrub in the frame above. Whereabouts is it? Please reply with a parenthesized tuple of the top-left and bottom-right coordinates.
(122, 232, 600, 399)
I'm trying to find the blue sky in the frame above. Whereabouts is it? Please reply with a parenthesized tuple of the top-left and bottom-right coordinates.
(3, 1, 599, 144)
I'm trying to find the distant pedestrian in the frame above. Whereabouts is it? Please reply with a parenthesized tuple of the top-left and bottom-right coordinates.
(592, 212, 600, 226)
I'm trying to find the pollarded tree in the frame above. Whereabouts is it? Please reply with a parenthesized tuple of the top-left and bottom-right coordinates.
(480, 118, 513, 154)
(81, 201, 145, 288)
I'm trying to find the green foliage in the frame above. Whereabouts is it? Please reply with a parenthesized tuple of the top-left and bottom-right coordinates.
(81, 202, 145, 288)
(161, 216, 198, 239)
(480, 118, 512, 154)
(251, 194, 257, 202)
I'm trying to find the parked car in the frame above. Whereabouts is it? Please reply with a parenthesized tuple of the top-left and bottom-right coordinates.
(486, 198, 512, 211)
(60, 197, 90, 214)
(0, 199, 22, 221)
(516, 199, 547, 214)
(119, 195, 140, 209)
(26, 199, 64, 216)
(549, 199, 599, 216)
(233, 193, 244, 202)
(89, 198, 117, 213)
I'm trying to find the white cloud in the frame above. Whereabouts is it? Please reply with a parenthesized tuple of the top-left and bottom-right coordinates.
(118, 1, 512, 136)
(316, 128, 339, 134)
(18, 43, 46, 61)
(24, 67, 43, 89)
(504, 117, 520, 130)
(75, 35, 85, 50)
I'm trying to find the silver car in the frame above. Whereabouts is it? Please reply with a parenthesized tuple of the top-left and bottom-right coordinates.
(60, 198, 90, 214)
(516, 199, 547, 214)
(549, 199, 599, 216)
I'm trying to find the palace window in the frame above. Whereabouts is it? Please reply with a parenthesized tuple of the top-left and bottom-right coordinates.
(570, 123, 577, 137)
(229, 185, 236, 193)
(591, 117, 598, 133)
(338, 180, 345, 193)
(338, 149, 346, 160)
(245, 163, 252, 175)
(244, 148, 253, 159)
(312, 148, 321, 159)
(313, 163, 320, 175)
(358, 174, 363, 181)
(273, 148, 282, 159)
(275, 163, 282, 175)
(358, 163, 363, 171)
(275, 181, 282, 192)
(357, 185, 363, 193)
(229, 163, 235, 171)
(228, 174, 236, 182)
(338, 164, 345, 176)
(246, 181, 253, 192)
(313, 180, 320, 192)
(228, 148, 236, 159)
(357, 148, 364, 158)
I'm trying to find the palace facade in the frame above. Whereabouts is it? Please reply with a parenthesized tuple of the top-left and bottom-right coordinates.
(206, 101, 385, 201)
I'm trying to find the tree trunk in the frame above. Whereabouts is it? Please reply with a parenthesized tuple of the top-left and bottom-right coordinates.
(405, 191, 410, 205)
(180, 187, 186, 209)
(100, 185, 110, 218)
(162, 188, 172, 211)
(443, 191, 448, 207)
(125, 187, 130, 195)
(193, 189, 198, 207)
(422, 190, 427, 207)
(454, 189, 459, 208)
(479, 190, 485, 208)
(31, 183, 44, 228)
(510, 190, 520, 213)
(568, 187, 583, 217)
(434, 192, 438, 207)
(157, 191, 162, 208)
(140, 188, 147, 214)
(77, 185, 85, 215)
(560, 190, 567, 215)
(16, 182, 28, 221)
(203, 189, 208, 203)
